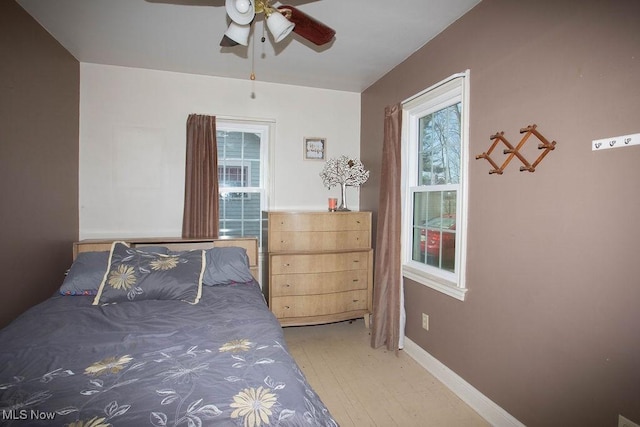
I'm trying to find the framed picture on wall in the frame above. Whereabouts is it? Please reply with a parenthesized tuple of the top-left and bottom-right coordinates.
(303, 137, 326, 160)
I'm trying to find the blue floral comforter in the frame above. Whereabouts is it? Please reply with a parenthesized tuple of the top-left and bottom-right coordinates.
(0, 282, 337, 426)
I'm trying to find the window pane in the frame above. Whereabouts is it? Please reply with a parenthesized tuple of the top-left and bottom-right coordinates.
(218, 192, 261, 238)
(418, 102, 461, 186)
(218, 165, 247, 188)
(247, 159, 260, 187)
(412, 190, 457, 272)
(217, 130, 261, 187)
(216, 122, 268, 248)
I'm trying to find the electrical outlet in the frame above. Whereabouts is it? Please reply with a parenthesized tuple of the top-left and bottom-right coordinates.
(619, 415, 640, 427)
(422, 313, 429, 331)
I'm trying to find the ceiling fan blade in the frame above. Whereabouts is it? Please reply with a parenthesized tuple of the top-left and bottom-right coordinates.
(278, 5, 335, 46)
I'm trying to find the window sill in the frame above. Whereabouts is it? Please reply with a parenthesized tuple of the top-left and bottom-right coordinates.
(403, 265, 467, 301)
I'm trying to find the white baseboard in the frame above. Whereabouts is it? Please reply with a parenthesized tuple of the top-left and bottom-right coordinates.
(403, 338, 525, 427)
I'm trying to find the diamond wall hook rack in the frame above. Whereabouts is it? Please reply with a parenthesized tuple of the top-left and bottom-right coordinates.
(476, 124, 557, 174)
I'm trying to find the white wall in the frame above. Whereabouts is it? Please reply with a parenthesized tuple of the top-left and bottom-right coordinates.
(79, 63, 361, 239)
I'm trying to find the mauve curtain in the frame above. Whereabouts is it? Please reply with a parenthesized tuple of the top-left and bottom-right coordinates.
(182, 114, 219, 239)
(371, 103, 404, 352)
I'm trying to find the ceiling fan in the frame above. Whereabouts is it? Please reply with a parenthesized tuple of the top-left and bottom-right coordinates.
(220, 0, 335, 48)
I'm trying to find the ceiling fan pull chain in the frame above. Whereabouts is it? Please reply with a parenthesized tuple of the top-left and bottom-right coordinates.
(250, 29, 256, 81)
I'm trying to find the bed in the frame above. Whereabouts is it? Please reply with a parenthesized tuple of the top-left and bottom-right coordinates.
(0, 238, 337, 426)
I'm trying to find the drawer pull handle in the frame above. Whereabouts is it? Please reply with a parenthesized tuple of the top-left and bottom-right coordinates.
(352, 299, 359, 303)
(283, 263, 290, 267)
(284, 305, 290, 309)
(353, 260, 360, 263)
(352, 279, 359, 282)
(284, 284, 291, 288)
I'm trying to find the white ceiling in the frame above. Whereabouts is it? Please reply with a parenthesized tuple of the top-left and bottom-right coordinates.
(17, 0, 480, 93)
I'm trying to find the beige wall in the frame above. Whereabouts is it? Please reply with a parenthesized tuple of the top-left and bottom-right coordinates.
(361, 0, 640, 425)
(0, 1, 79, 327)
(79, 64, 361, 239)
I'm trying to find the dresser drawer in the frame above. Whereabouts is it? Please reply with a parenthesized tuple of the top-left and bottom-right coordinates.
(270, 251, 370, 275)
(271, 269, 369, 297)
(271, 290, 368, 318)
(269, 212, 370, 232)
(269, 230, 369, 252)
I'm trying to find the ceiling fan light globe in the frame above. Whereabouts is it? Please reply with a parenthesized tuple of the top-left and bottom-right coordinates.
(225, 0, 255, 25)
(235, 0, 251, 14)
(266, 10, 295, 43)
(223, 22, 251, 46)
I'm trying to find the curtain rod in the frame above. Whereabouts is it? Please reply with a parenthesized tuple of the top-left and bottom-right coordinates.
(215, 115, 276, 124)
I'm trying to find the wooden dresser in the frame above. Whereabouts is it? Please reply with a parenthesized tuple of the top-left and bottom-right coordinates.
(263, 211, 373, 327)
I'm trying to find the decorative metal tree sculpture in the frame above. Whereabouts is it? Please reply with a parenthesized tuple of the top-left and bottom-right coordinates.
(320, 155, 370, 211)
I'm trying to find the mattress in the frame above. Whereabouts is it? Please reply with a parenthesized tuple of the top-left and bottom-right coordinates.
(0, 281, 337, 426)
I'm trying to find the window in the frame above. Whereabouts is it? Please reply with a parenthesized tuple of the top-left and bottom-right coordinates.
(402, 71, 469, 301)
(216, 120, 271, 247)
(218, 163, 250, 199)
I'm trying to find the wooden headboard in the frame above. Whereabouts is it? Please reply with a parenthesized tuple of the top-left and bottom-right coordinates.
(73, 237, 259, 281)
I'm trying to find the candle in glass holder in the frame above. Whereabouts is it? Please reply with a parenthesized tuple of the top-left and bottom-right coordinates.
(328, 198, 338, 211)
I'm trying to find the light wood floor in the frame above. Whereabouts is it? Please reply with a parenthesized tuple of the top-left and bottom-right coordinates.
(283, 319, 490, 427)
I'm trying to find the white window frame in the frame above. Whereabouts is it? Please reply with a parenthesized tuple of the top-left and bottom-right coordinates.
(216, 118, 273, 248)
(401, 70, 470, 301)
